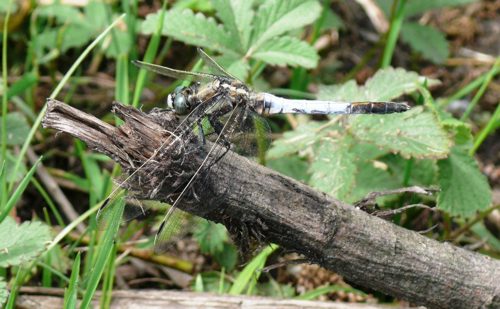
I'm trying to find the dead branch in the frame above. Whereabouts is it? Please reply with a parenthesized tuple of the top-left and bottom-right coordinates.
(17, 288, 394, 309)
(42, 99, 500, 309)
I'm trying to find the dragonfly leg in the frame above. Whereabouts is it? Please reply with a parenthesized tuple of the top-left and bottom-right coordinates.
(196, 118, 207, 145)
(208, 105, 233, 149)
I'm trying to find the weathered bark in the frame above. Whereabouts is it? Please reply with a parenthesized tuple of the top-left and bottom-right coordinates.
(16, 288, 393, 309)
(42, 99, 500, 309)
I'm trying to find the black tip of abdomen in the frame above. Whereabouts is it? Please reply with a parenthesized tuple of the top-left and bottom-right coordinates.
(351, 102, 410, 114)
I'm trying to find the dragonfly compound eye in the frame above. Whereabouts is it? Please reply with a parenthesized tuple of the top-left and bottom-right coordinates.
(173, 94, 189, 115)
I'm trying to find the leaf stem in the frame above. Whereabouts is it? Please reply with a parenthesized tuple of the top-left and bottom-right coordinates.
(247, 60, 264, 84)
(380, 0, 407, 68)
(460, 57, 500, 121)
(449, 203, 500, 240)
(470, 102, 500, 155)
(1, 0, 13, 210)
(440, 66, 500, 106)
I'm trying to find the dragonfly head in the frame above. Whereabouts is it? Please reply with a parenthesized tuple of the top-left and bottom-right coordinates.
(167, 86, 189, 115)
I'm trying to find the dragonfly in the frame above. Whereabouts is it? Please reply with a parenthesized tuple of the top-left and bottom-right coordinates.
(99, 48, 410, 253)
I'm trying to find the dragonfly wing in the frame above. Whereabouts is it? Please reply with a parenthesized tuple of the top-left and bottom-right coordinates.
(154, 206, 192, 253)
(197, 48, 239, 81)
(132, 60, 216, 82)
(216, 107, 271, 159)
(96, 192, 126, 230)
(97, 194, 152, 231)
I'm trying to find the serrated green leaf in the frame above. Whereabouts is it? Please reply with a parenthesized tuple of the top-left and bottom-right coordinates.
(0, 151, 27, 183)
(349, 107, 451, 159)
(309, 137, 356, 200)
(212, 0, 254, 51)
(0, 112, 30, 146)
(33, 29, 58, 56)
(349, 160, 401, 203)
(384, 155, 438, 186)
(253, 36, 319, 68)
(267, 155, 310, 182)
(174, 0, 214, 11)
(401, 22, 449, 64)
(0, 2, 18, 13)
(60, 24, 94, 52)
(104, 29, 131, 58)
(257, 281, 296, 298)
(437, 146, 491, 217)
(250, 0, 321, 50)
(0, 217, 51, 267)
(0, 276, 6, 307)
(439, 113, 473, 148)
(84, 1, 108, 32)
(6, 72, 38, 99)
(350, 142, 388, 161)
(37, 4, 84, 24)
(194, 219, 228, 254)
(213, 242, 238, 271)
(212, 54, 250, 81)
(141, 9, 236, 55)
(320, 9, 344, 31)
(318, 67, 440, 102)
(267, 122, 326, 159)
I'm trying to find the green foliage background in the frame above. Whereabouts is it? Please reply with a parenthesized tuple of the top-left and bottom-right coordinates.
(0, 0, 497, 307)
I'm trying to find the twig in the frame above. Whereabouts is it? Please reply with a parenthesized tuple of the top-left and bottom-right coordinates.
(42, 99, 500, 309)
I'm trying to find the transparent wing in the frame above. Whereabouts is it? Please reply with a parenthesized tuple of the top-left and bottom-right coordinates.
(132, 60, 216, 82)
(197, 48, 238, 80)
(151, 94, 233, 253)
(216, 107, 271, 160)
(154, 206, 192, 253)
(96, 191, 127, 230)
(97, 194, 153, 231)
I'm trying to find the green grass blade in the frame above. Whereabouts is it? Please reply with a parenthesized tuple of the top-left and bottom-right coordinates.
(100, 243, 118, 309)
(131, 0, 168, 108)
(194, 274, 204, 292)
(31, 178, 65, 226)
(218, 267, 226, 294)
(64, 253, 81, 309)
(441, 66, 500, 106)
(4, 267, 25, 309)
(8, 13, 126, 195)
(229, 244, 278, 295)
(380, 0, 407, 68)
(1, 0, 13, 210)
(75, 140, 105, 205)
(115, 54, 130, 105)
(41, 223, 53, 287)
(80, 197, 124, 309)
(47, 202, 103, 252)
(461, 57, 500, 121)
(37, 261, 70, 285)
(470, 102, 500, 155)
(0, 157, 41, 222)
